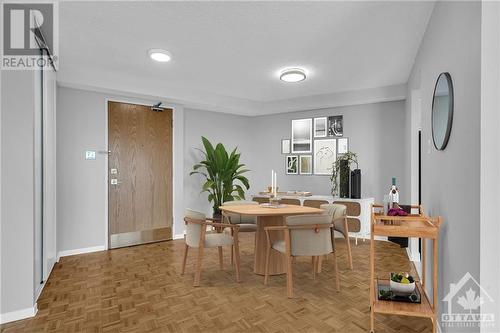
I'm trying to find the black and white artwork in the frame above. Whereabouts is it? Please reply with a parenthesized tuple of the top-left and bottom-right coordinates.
(286, 155, 298, 175)
(327, 115, 343, 137)
(291, 118, 312, 153)
(281, 139, 290, 154)
(337, 137, 349, 154)
(313, 139, 337, 175)
(314, 117, 327, 137)
(299, 155, 312, 175)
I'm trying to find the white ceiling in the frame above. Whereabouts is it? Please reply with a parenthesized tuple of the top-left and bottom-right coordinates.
(57, 1, 434, 115)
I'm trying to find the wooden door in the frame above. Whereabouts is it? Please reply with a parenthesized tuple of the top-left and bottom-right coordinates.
(108, 101, 173, 248)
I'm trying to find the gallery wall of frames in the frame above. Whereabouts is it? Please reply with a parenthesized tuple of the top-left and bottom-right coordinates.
(281, 116, 348, 175)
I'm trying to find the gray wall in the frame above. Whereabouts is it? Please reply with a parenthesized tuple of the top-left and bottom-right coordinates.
(1, 71, 35, 313)
(57, 88, 108, 251)
(183, 108, 255, 217)
(57, 88, 407, 250)
(250, 101, 407, 203)
(405, 1, 481, 330)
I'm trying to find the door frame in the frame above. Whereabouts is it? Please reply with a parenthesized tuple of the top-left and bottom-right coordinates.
(104, 97, 184, 250)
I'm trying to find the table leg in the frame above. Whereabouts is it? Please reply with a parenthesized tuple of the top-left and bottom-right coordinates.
(254, 215, 286, 275)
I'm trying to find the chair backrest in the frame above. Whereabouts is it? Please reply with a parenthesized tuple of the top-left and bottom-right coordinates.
(279, 198, 301, 206)
(252, 196, 269, 204)
(320, 203, 347, 235)
(285, 214, 333, 256)
(222, 200, 258, 224)
(185, 209, 206, 247)
(303, 199, 329, 208)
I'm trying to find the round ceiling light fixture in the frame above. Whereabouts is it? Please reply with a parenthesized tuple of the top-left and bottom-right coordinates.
(279, 68, 306, 83)
(148, 49, 172, 62)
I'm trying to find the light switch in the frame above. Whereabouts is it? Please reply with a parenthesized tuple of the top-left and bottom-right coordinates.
(110, 179, 118, 185)
(85, 150, 96, 160)
(110, 168, 118, 174)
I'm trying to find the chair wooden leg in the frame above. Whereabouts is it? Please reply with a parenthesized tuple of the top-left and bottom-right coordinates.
(333, 252, 340, 291)
(264, 241, 271, 285)
(230, 229, 234, 265)
(218, 246, 223, 270)
(233, 240, 241, 283)
(344, 219, 353, 270)
(194, 246, 204, 287)
(286, 254, 294, 298)
(317, 255, 323, 273)
(312, 256, 317, 280)
(181, 244, 189, 275)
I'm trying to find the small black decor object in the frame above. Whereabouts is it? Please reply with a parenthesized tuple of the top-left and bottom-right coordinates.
(350, 169, 361, 199)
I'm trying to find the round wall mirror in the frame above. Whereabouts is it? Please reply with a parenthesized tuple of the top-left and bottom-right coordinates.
(431, 72, 454, 150)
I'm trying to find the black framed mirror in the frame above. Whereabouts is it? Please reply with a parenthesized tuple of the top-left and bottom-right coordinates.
(431, 72, 454, 150)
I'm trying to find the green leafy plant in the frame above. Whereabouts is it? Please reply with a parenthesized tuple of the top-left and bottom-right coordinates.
(330, 151, 358, 196)
(190, 136, 250, 216)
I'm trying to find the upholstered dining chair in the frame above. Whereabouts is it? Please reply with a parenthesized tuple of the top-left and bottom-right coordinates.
(264, 214, 340, 298)
(222, 200, 258, 264)
(182, 209, 241, 287)
(320, 203, 353, 269)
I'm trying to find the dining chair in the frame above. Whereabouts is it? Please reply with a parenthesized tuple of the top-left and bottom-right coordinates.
(303, 199, 329, 208)
(279, 198, 301, 205)
(264, 214, 340, 298)
(222, 200, 258, 264)
(321, 203, 353, 269)
(182, 209, 241, 287)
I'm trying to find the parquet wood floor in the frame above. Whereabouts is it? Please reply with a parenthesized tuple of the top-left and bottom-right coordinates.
(1, 233, 432, 332)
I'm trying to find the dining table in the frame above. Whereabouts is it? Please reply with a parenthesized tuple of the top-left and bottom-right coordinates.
(219, 204, 324, 275)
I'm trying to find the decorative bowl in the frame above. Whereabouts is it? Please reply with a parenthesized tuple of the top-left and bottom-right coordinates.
(390, 272, 416, 295)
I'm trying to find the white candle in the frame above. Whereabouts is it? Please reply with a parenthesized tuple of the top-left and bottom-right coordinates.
(271, 170, 274, 193)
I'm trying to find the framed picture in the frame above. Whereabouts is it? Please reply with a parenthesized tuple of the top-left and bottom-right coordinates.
(314, 117, 327, 137)
(286, 155, 298, 175)
(313, 139, 337, 175)
(291, 118, 312, 153)
(337, 137, 349, 154)
(327, 115, 343, 137)
(299, 155, 312, 175)
(281, 139, 290, 154)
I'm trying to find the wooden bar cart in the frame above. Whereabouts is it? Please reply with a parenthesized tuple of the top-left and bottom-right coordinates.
(369, 204, 442, 333)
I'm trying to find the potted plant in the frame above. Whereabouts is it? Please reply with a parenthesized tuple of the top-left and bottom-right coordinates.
(190, 136, 250, 218)
(330, 151, 358, 197)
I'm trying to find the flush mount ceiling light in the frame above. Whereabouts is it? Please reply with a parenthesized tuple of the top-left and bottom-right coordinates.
(279, 68, 306, 83)
(148, 49, 172, 62)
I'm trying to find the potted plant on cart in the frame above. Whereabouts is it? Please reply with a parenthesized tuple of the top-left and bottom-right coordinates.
(330, 151, 358, 198)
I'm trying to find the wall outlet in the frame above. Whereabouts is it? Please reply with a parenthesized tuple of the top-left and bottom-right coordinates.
(85, 150, 96, 160)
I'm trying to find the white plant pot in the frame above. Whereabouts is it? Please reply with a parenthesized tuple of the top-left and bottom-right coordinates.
(390, 280, 416, 295)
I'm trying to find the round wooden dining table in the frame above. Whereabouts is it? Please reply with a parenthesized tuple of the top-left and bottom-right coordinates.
(219, 204, 324, 275)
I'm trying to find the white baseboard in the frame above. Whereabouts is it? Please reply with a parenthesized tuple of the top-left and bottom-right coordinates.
(57, 245, 106, 261)
(0, 304, 37, 324)
(173, 233, 185, 240)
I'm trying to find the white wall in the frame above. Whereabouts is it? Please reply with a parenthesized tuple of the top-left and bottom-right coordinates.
(0, 71, 36, 318)
(406, 1, 481, 331)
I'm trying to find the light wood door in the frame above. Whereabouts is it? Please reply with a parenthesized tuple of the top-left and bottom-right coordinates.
(108, 101, 173, 249)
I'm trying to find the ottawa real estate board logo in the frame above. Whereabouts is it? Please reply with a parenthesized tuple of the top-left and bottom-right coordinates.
(441, 272, 495, 330)
(1, 2, 58, 70)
